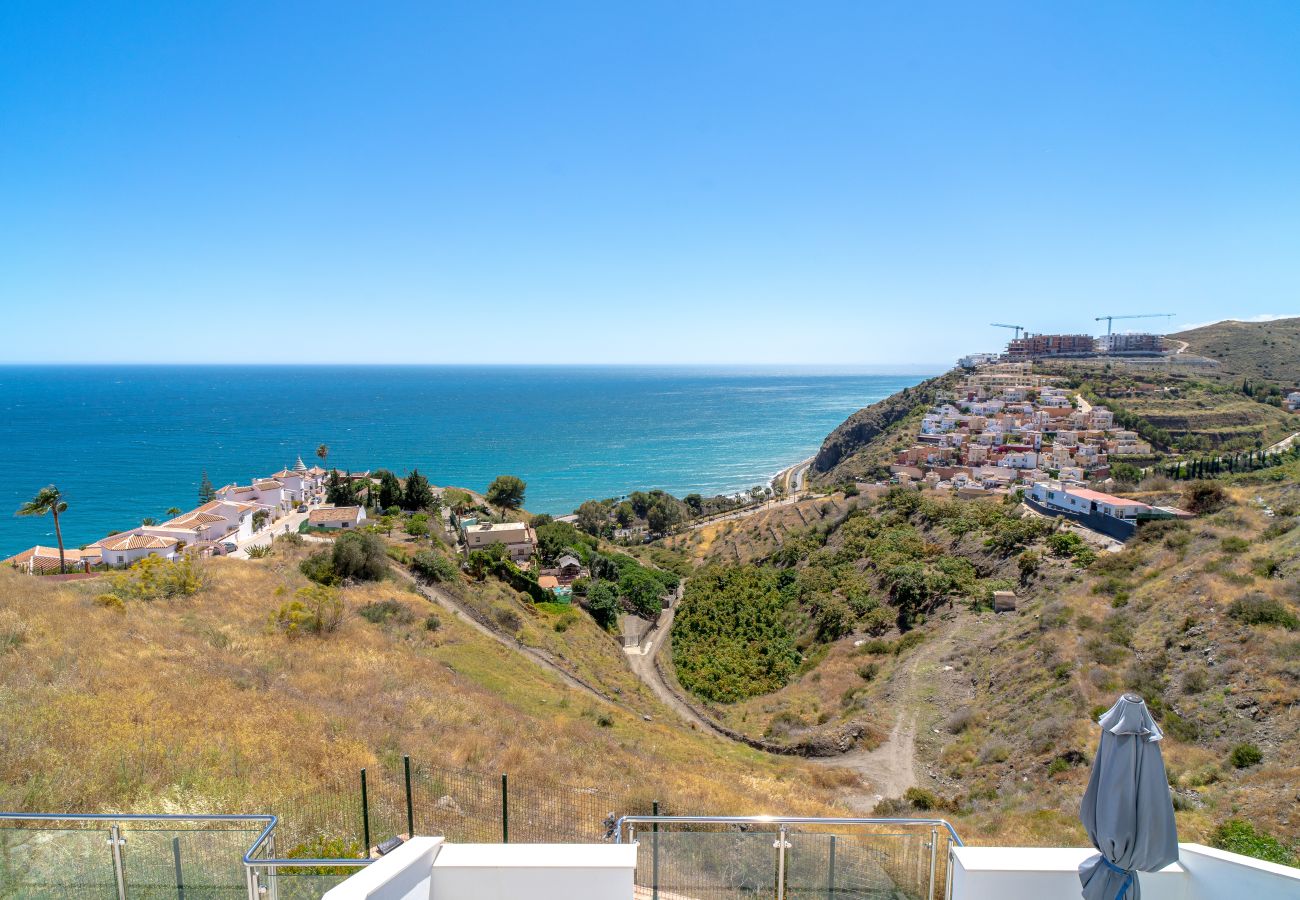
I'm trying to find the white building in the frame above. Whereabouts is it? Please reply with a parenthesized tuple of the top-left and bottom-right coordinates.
(308, 506, 368, 530)
(1286, 391, 1300, 412)
(1030, 482, 1152, 520)
(143, 500, 258, 545)
(91, 532, 181, 567)
(462, 521, 537, 562)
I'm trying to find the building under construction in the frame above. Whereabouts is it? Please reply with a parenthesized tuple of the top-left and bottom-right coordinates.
(1004, 333, 1097, 360)
(1098, 332, 1165, 353)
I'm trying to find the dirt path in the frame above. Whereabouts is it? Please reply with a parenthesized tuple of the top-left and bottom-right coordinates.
(809, 655, 922, 809)
(623, 602, 720, 735)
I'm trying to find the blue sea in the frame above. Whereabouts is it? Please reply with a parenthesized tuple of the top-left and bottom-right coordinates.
(0, 366, 930, 555)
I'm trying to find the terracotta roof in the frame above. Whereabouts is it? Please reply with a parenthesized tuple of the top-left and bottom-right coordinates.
(309, 506, 364, 524)
(4, 545, 98, 568)
(537, 575, 560, 589)
(254, 480, 283, 490)
(96, 533, 179, 551)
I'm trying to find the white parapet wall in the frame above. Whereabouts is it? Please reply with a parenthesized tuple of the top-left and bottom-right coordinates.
(322, 839, 637, 900)
(950, 843, 1300, 900)
(322, 837, 443, 900)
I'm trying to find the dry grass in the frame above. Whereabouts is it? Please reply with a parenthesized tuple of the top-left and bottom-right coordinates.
(0, 547, 851, 822)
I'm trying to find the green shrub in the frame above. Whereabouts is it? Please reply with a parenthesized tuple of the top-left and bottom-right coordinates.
(1220, 536, 1250, 554)
(856, 662, 879, 681)
(412, 550, 459, 583)
(1046, 757, 1070, 776)
(1229, 743, 1263, 768)
(331, 532, 389, 582)
(111, 556, 205, 601)
(93, 593, 125, 612)
(1183, 481, 1227, 514)
(272, 585, 343, 636)
(1211, 819, 1297, 867)
(357, 598, 415, 625)
(1228, 594, 1299, 630)
(424, 612, 441, 631)
(903, 787, 939, 811)
(246, 544, 273, 559)
(300, 550, 338, 585)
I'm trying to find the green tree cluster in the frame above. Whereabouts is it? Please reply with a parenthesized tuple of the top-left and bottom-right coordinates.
(672, 566, 800, 702)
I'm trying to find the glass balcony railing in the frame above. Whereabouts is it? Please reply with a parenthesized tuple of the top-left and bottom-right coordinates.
(0, 813, 369, 900)
(617, 815, 963, 900)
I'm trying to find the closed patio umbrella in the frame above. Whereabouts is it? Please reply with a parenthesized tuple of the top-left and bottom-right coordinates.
(1078, 693, 1179, 900)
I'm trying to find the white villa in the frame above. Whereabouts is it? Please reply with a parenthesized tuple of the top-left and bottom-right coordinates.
(142, 499, 260, 546)
(2, 544, 101, 574)
(89, 532, 181, 567)
(308, 506, 368, 530)
(462, 521, 537, 562)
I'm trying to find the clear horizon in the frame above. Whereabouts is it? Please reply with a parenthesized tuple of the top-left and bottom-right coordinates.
(3, 3, 1299, 364)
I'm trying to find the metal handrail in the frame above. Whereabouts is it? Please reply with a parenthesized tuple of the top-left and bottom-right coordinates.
(0, 811, 370, 898)
(614, 814, 963, 846)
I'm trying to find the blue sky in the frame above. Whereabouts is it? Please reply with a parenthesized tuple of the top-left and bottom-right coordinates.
(1, 1, 1297, 365)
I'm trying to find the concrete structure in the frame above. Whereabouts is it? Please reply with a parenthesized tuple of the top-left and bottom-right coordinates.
(1005, 333, 1096, 360)
(321, 838, 636, 900)
(308, 506, 368, 529)
(950, 843, 1300, 900)
(462, 521, 537, 562)
(1099, 331, 1166, 354)
(90, 532, 181, 567)
(1287, 391, 1300, 412)
(958, 351, 1000, 369)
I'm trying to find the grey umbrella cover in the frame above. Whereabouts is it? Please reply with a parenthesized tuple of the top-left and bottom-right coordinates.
(1079, 694, 1179, 900)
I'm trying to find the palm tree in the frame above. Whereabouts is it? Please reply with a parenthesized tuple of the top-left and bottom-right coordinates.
(316, 444, 329, 469)
(16, 485, 68, 573)
(166, 507, 181, 517)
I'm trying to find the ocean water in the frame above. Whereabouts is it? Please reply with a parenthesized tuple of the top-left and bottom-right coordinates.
(0, 366, 928, 555)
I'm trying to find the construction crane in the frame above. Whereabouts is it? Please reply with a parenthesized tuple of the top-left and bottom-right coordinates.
(1094, 313, 1174, 335)
(990, 323, 1026, 340)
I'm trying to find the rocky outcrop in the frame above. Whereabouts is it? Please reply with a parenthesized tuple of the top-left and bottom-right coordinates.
(811, 372, 952, 480)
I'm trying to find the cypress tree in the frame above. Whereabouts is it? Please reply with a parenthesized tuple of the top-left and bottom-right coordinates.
(198, 470, 215, 504)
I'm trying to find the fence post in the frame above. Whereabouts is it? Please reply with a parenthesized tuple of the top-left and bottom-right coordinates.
(927, 825, 938, 900)
(404, 755, 414, 838)
(651, 800, 659, 900)
(172, 836, 185, 900)
(108, 822, 127, 900)
(775, 825, 788, 900)
(361, 768, 371, 855)
(827, 835, 835, 900)
(501, 774, 509, 844)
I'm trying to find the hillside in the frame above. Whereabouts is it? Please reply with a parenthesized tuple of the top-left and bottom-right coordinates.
(809, 372, 957, 487)
(656, 481, 1300, 855)
(1173, 317, 1300, 387)
(0, 542, 851, 842)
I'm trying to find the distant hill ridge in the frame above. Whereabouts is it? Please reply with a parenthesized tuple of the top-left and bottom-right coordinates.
(1172, 317, 1300, 387)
